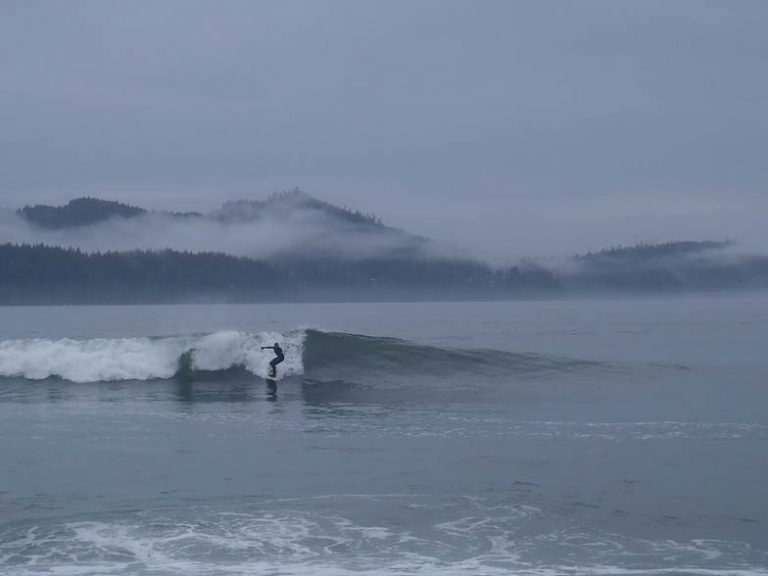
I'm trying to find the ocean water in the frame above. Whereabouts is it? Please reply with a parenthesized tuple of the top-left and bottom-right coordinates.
(1, 297, 767, 576)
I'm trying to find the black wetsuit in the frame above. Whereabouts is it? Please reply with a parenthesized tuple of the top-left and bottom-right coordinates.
(266, 345, 284, 376)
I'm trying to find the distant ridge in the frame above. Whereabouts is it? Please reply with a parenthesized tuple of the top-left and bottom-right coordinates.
(0, 243, 557, 304)
(16, 189, 407, 236)
(564, 240, 768, 294)
(5, 194, 768, 303)
(13, 189, 428, 261)
(215, 189, 389, 230)
(575, 240, 733, 262)
(18, 197, 146, 229)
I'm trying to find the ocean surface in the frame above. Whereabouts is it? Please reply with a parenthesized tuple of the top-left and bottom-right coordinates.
(1, 297, 767, 576)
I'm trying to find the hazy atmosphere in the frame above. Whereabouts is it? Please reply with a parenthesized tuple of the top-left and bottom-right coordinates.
(3, 4, 768, 576)
(2, 1, 767, 261)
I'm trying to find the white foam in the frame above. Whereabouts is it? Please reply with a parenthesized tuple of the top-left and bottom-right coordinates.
(3, 509, 768, 576)
(0, 329, 305, 382)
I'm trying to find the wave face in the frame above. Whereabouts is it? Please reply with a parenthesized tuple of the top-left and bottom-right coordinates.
(302, 329, 608, 379)
(0, 328, 611, 384)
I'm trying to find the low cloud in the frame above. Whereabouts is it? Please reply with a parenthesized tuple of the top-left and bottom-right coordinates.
(0, 195, 436, 262)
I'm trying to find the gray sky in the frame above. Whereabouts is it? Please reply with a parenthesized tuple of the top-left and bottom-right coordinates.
(1, 0, 766, 262)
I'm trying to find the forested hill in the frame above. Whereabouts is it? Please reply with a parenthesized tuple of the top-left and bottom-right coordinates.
(5, 191, 768, 302)
(1, 240, 766, 304)
(18, 198, 147, 229)
(575, 240, 733, 263)
(565, 240, 768, 293)
(12, 191, 427, 261)
(213, 192, 391, 229)
(16, 190, 407, 236)
(0, 243, 558, 304)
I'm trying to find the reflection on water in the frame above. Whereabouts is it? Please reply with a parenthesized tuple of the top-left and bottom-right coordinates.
(173, 378, 258, 405)
(266, 379, 277, 401)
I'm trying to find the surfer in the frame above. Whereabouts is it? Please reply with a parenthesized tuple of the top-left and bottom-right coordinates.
(261, 342, 284, 378)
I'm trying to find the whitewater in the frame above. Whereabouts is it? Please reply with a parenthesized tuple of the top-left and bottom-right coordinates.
(1, 298, 767, 576)
(0, 330, 306, 382)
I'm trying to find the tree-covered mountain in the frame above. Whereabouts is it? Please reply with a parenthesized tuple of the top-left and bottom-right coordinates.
(0, 243, 557, 304)
(213, 189, 389, 229)
(212, 190, 428, 259)
(13, 190, 427, 261)
(5, 193, 768, 303)
(574, 240, 733, 263)
(17, 189, 414, 239)
(563, 240, 768, 293)
(0, 239, 765, 304)
(17, 197, 147, 229)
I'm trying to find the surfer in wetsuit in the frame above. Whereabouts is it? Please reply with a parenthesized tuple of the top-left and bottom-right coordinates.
(261, 343, 284, 378)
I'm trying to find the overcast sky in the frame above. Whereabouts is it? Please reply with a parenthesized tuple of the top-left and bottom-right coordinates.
(1, 0, 766, 261)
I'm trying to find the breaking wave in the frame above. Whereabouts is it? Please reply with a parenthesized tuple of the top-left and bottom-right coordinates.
(0, 330, 304, 383)
(0, 328, 612, 384)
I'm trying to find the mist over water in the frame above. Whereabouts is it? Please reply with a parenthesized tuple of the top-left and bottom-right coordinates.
(1, 297, 767, 575)
(5, 197, 768, 305)
(0, 194, 435, 262)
